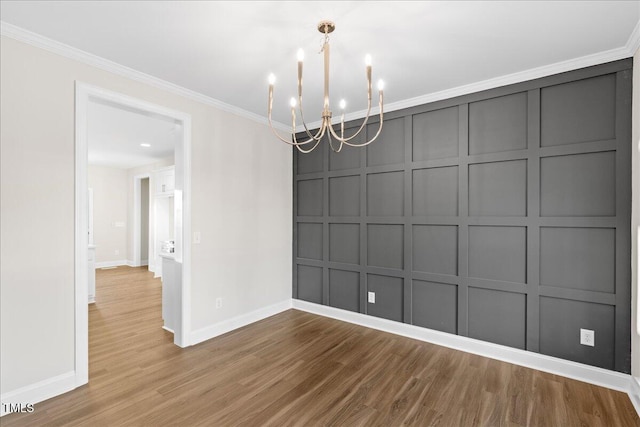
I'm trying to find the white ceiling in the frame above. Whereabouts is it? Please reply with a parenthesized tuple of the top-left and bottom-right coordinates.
(88, 98, 179, 169)
(1, 1, 639, 128)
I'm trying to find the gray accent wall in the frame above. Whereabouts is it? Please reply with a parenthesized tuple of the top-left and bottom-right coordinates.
(293, 59, 632, 373)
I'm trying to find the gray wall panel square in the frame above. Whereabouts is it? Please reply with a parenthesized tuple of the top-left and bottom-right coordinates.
(330, 135, 362, 171)
(469, 226, 527, 283)
(296, 143, 324, 174)
(367, 274, 403, 322)
(541, 74, 616, 147)
(329, 269, 360, 313)
(367, 171, 404, 216)
(368, 224, 403, 269)
(413, 225, 458, 275)
(412, 280, 457, 333)
(468, 288, 526, 349)
(413, 107, 459, 161)
(297, 223, 323, 260)
(329, 223, 360, 265)
(469, 160, 527, 216)
(413, 166, 459, 216)
(469, 92, 527, 155)
(297, 179, 323, 216)
(297, 265, 322, 304)
(367, 118, 405, 167)
(329, 175, 360, 216)
(540, 227, 615, 293)
(539, 297, 614, 370)
(540, 152, 615, 217)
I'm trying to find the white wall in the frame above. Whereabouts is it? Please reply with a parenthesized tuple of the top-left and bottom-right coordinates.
(0, 36, 292, 395)
(140, 177, 149, 263)
(88, 165, 128, 264)
(631, 46, 640, 379)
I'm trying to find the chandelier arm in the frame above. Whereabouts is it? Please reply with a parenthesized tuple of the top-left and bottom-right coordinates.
(294, 136, 323, 153)
(340, 101, 384, 147)
(326, 126, 341, 152)
(291, 122, 324, 146)
(334, 101, 373, 143)
(268, 113, 317, 146)
(298, 97, 325, 141)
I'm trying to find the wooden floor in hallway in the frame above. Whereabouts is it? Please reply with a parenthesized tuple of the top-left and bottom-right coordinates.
(3, 266, 639, 426)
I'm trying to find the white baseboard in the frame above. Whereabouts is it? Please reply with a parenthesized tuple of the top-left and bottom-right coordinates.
(95, 260, 128, 269)
(88, 296, 95, 304)
(630, 376, 640, 415)
(162, 326, 174, 333)
(0, 371, 77, 417)
(292, 300, 635, 397)
(190, 299, 292, 346)
(125, 260, 149, 268)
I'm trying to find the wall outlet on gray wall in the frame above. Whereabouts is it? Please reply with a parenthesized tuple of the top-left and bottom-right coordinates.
(215, 297, 222, 309)
(580, 328, 595, 347)
(368, 292, 375, 304)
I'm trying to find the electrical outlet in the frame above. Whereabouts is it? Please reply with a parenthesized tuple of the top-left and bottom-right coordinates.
(368, 292, 375, 304)
(114, 249, 119, 256)
(580, 328, 595, 347)
(215, 297, 223, 309)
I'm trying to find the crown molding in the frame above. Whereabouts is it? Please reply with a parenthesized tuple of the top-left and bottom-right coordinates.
(0, 21, 290, 132)
(627, 18, 640, 56)
(2, 19, 636, 137)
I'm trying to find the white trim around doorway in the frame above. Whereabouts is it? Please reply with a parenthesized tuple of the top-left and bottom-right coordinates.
(74, 82, 193, 391)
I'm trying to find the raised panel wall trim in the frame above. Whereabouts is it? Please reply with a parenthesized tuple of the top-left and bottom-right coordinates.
(364, 266, 407, 278)
(295, 217, 324, 223)
(410, 158, 461, 170)
(466, 217, 533, 226)
(526, 88, 542, 352)
(613, 69, 633, 373)
(326, 217, 362, 223)
(539, 139, 617, 157)
(295, 171, 324, 180)
(295, 259, 325, 268)
(364, 164, 407, 175)
(537, 218, 618, 227)
(466, 151, 529, 165)
(467, 278, 528, 294)
(410, 217, 461, 225)
(326, 261, 363, 272)
(539, 286, 617, 305)
(364, 217, 407, 224)
(411, 271, 460, 285)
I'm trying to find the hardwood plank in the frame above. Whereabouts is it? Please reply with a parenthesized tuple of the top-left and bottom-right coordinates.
(2, 266, 638, 426)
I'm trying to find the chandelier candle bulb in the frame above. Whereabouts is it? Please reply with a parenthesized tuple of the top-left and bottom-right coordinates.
(266, 20, 384, 153)
(297, 49, 304, 97)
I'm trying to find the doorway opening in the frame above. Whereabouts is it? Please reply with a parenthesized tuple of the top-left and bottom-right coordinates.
(75, 82, 192, 387)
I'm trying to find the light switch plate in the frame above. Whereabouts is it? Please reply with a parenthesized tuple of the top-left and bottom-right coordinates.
(193, 231, 201, 244)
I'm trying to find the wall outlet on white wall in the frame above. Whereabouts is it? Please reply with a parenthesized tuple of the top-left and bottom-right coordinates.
(114, 249, 119, 256)
(580, 328, 595, 347)
(215, 297, 223, 309)
(368, 292, 375, 304)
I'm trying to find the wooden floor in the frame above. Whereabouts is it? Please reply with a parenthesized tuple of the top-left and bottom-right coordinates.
(3, 266, 639, 426)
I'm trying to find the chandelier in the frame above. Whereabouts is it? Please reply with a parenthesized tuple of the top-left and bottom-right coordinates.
(267, 20, 384, 153)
